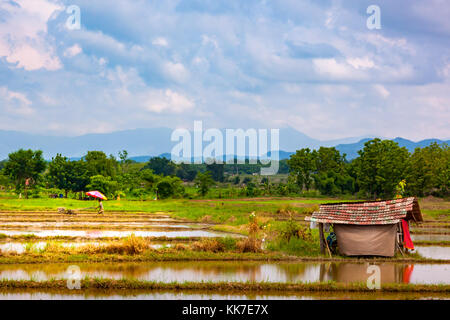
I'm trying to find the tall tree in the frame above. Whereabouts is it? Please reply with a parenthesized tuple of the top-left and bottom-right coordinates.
(3, 149, 47, 197)
(312, 147, 354, 195)
(47, 154, 89, 197)
(353, 139, 409, 199)
(84, 151, 118, 177)
(206, 162, 224, 182)
(287, 148, 316, 191)
(144, 157, 176, 176)
(195, 171, 215, 196)
(407, 143, 449, 197)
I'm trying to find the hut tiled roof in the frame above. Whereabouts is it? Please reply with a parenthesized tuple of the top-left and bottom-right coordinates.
(305, 197, 423, 225)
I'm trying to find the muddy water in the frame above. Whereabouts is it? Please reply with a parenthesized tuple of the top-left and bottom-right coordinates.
(0, 261, 448, 285)
(0, 221, 198, 228)
(0, 229, 234, 238)
(414, 246, 450, 260)
(412, 234, 450, 241)
(0, 291, 448, 300)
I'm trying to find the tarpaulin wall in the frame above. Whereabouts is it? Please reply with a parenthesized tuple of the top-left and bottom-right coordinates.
(334, 224, 397, 257)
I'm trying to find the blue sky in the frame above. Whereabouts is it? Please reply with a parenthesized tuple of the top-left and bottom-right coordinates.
(0, 0, 449, 140)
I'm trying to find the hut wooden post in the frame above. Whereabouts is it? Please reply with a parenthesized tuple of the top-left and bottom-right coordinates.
(318, 223, 325, 254)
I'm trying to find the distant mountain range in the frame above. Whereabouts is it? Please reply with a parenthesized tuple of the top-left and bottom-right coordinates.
(0, 128, 447, 162)
(334, 137, 449, 159)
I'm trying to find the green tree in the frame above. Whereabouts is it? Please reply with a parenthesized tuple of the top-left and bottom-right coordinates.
(353, 139, 410, 199)
(144, 157, 176, 176)
(155, 176, 184, 199)
(140, 169, 158, 190)
(86, 175, 119, 198)
(312, 147, 354, 196)
(194, 171, 215, 196)
(47, 154, 89, 197)
(287, 148, 316, 191)
(407, 143, 449, 196)
(176, 163, 198, 181)
(206, 162, 224, 182)
(84, 151, 118, 177)
(3, 149, 47, 197)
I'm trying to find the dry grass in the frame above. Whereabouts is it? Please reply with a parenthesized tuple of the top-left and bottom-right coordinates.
(91, 234, 149, 255)
(191, 238, 227, 253)
(38, 234, 151, 255)
(200, 215, 213, 223)
(236, 238, 261, 253)
(276, 204, 297, 216)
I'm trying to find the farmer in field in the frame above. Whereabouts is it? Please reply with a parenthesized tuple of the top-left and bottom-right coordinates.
(97, 199, 104, 214)
(86, 191, 107, 214)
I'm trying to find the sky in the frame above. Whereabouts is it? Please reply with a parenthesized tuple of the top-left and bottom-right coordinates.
(0, 0, 449, 141)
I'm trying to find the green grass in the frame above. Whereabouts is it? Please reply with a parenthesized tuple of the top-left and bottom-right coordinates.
(0, 279, 449, 293)
(266, 237, 322, 256)
(0, 197, 325, 226)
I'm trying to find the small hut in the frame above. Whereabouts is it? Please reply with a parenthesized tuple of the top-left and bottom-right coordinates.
(305, 197, 423, 257)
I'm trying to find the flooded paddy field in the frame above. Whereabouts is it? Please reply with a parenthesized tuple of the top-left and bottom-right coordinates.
(0, 261, 449, 285)
(0, 210, 239, 239)
(0, 229, 233, 238)
(413, 246, 450, 260)
(0, 203, 448, 300)
(412, 234, 450, 242)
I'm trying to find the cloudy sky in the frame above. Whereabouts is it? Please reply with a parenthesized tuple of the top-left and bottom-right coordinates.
(0, 0, 449, 140)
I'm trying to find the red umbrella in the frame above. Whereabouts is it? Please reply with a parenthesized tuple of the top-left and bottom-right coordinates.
(86, 191, 107, 200)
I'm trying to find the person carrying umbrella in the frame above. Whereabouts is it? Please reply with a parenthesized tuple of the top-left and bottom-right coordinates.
(86, 191, 107, 215)
(97, 199, 104, 214)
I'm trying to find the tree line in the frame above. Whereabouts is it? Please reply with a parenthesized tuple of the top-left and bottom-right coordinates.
(287, 139, 449, 199)
(0, 138, 448, 199)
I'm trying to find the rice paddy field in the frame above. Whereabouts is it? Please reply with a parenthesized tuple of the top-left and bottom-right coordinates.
(0, 194, 449, 300)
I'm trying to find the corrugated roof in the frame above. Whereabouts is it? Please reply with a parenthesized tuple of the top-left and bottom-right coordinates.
(305, 197, 423, 225)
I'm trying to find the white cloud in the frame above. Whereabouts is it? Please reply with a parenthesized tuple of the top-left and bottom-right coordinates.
(0, 0, 63, 71)
(373, 84, 390, 99)
(63, 44, 83, 58)
(313, 58, 358, 80)
(347, 57, 375, 70)
(152, 37, 168, 47)
(144, 89, 194, 113)
(0, 86, 34, 115)
(163, 61, 189, 83)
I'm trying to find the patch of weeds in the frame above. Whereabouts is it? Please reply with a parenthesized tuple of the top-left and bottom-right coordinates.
(267, 237, 321, 256)
(68, 254, 89, 261)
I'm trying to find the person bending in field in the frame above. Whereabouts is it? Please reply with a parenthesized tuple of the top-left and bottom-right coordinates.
(97, 199, 104, 215)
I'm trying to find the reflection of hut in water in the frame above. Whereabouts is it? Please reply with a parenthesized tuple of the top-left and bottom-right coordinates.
(306, 197, 423, 257)
(319, 263, 409, 284)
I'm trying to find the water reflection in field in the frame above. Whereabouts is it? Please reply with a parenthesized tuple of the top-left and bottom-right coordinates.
(0, 261, 448, 285)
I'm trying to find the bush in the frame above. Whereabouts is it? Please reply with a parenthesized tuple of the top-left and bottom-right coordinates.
(279, 219, 312, 242)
